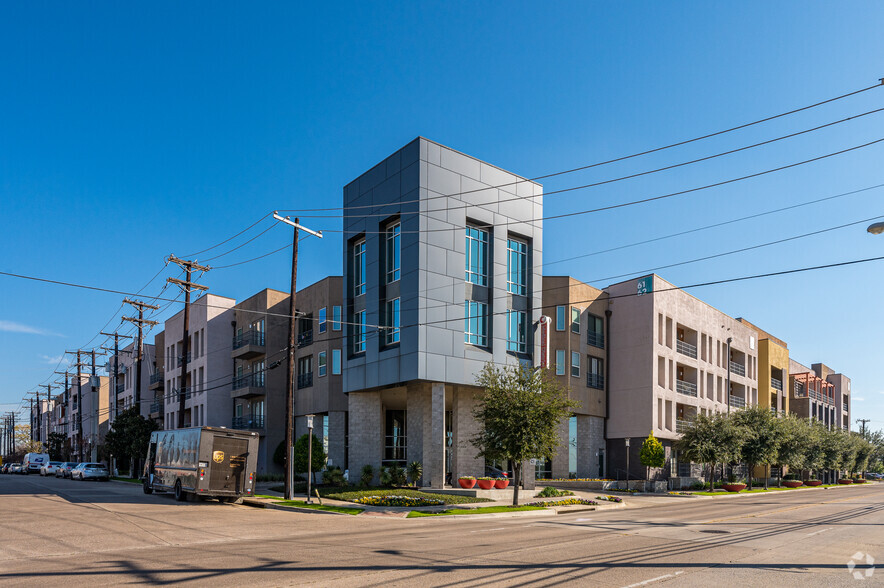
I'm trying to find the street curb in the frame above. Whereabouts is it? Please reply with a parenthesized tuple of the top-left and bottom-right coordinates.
(241, 498, 361, 516)
(667, 483, 874, 500)
(408, 508, 558, 521)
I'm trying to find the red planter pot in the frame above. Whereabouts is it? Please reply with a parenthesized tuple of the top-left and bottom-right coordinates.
(458, 478, 476, 489)
(805, 480, 822, 486)
(722, 483, 746, 492)
(838, 479, 853, 484)
(494, 479, 510, 489)
(477, 479, 495, 490)
(783, 481, 803, 488)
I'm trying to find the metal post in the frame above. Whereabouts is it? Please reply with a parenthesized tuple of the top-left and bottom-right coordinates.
(306, 414, 314, 504)
(625, 437, 630, 490)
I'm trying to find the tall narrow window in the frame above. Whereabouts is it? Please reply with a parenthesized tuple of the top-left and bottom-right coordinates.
(332, 305, 342, 331)
(318, 307, 327, 334)
(465, 226, 489, 285)
(464, 301, 488, 346)
(332, 349, 342, 375)
(385, 298, 400, 345)
(506, 238, 527, 295)
(568, 416, 577, 477)
(571, 307, 581, 333)
(353, 239, 366, 296)
(354, 310, 366, 353)
(318, 351, 327, 377)
(571, 351, 580, 377)
(587, 356, 604, 389)
(556, 306, 566, 331)
(555, 350, 566, 376)
(385, 222, 401, 283)
(587, 314, 604, 348)
(506, 310, 527, 353)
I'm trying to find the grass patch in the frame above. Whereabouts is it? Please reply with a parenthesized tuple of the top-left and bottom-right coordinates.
(407, 505, 545, 518)
(111, 476, 141, 484)
(272, 500, 364, 515)
(328, 488, 491, 505)
(689, 484, 843, 496)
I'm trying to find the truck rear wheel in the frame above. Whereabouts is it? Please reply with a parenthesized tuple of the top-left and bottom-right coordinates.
(174, 480, 187, 502)
(143, 478, 153, 495)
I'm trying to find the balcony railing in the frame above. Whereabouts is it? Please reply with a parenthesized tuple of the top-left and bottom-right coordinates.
(115, 383, 125, 395)
(233, 329, 265, 349)
(172, 387, 191, 401)
(729, 395, 746, 409)
(676, 419, 693, 433)
(770, 377, 783, 391)
(177, 353, 192, 367)
(676, 379, 698, 397)
(586, 331, 604, 349)
(586, 373, 604, 390)
(297, 330, 314, 348)
(150, 372, 164, 385)
(297, 372, 314, 389)
(729, 361, 745, 377)
(676, 340, 697, 359)
(150, 401, 164, 415)
(232, 415, 265, 430)
(233, 373, 265, 391)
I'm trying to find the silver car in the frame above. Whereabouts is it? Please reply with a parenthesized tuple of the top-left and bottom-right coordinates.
(72, 463, 110, 481)
(41, 461, 63, 476)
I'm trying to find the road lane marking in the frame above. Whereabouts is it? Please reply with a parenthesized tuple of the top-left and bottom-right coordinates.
(623, 571, 684, 587)
(805, 527, 831, 537)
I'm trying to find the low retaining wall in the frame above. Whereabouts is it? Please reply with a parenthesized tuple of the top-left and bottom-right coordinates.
(420, 487, 540, 500)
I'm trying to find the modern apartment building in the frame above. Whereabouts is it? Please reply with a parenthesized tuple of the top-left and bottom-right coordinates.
(344, 137, 543, 487)
(64, 373, 110, 462)
(543, 276, 608, 479)
(788, 359, 849, 430)
(107, 341, 156, 421)
(606, 274, 759, 481)
(813, 363, 851, 430)
(230, 279, 345, 474)
(161, 294, 235, 431)
(147, 330, 165, 427)
(737, 319, 790, 416)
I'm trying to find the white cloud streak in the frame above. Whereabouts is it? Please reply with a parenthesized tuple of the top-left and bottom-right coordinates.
(0, 320, 62, 337)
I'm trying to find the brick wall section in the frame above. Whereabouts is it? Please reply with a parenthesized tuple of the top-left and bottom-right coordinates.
(406, 386, 424, 475)
(424, 383, 446, 488)
(453, 388, 483, 479)
(551, 417, 570, 480)
(327, 410, 346, 471)
(347, 391, 382, 484)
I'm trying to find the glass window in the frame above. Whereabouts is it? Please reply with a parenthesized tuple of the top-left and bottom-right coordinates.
(571, 351, 580, 377)
(318, 351, 327, 377)
(506, 310, 527, 353)
(464, 301, 488, 347)
(587, 356, 604, 389)
(587, 313, 604, 348)
(506, 238, 527, 295)
(332, 305, 342, 331)
(465, 226, 489, 285)
(569, 416, 577, 477)
(353, 310, 366, 353)
(556, 306, 566, 331)
(385, 298, 400, 345)
(385, 222, 401, 283)
(318, 307, 327, 334)
(555, 350, 565, 376)
(383, 409, 407, 467)
(353, 239, 366, 297)
(571, 307, 580, 333)
(332, 349, 342, 375)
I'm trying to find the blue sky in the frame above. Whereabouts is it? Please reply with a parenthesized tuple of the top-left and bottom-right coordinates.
(1, 3, 882, 430)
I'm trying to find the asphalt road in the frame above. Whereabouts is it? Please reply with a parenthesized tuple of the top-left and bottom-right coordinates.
(1, 474, 881, 587)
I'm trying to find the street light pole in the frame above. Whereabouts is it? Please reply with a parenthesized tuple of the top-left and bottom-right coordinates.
(726, 337, 733, 414)
(306, 414, 315, 504)
(273, 212, 322, 502)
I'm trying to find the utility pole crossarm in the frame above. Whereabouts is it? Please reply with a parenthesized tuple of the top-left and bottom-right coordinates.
(165, 277, 209, 292)
(273, 212, 324, 238)
(167, 255, 211, 273)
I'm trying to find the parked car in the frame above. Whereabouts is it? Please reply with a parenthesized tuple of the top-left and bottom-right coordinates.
(40, 462, 63, 476)
(59, 462, 79, 478)
(0, 463, 9, 474)
(72, 463, 109, 481)
(10, 463, 23, 474)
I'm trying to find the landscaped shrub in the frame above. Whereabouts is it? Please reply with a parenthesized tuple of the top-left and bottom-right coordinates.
(691, 481, 705, 490)
(359, 464, 374, 487)
(596, 495, 623, 503)
(353, 495, 445, 507)
(379, 466, 392, 486)
(323, 466, 346, 486)
(537, 486, 574, 498)
(407, 461, 423, 486)
(783, 473, 799, 481)
(327, 488, 491, 505)
(389, 464, 407, 486)
(527, 498, 598, 507)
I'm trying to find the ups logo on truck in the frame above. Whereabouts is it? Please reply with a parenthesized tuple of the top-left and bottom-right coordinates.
(212, 451, 225, 463)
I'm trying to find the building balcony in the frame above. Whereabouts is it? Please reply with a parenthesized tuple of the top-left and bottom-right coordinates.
(149, 371, 164, 389)
(729, 361, 745, 377)
(297, 330, 314, 348)
(729, 395, 746, 409)
(676, 340, 697, 359)
(232, 415, 265, 430)
(177, 353, 192, 367)
(586, 331, 604, 349)
(770, 377, 783, 391)
(231, 374, 265, 399)
(149, 401, 164, 417)
(676, 379, 698, 397)
(115, 383, 125, 395)
(232, 330, 265, 360)
(676, 419, 692, 433)
(171, 387, 192, 402)
(297, 372, 314, 389)
(586, 373, 604, 390)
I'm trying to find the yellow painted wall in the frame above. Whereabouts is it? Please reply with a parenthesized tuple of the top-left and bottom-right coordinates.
(757, 339, 790, 414)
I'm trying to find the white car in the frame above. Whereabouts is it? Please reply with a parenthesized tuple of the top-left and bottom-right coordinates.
(40, 461, 64, 476)
(71, 463, 110, 481)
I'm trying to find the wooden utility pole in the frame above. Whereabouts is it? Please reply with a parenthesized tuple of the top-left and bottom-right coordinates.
(273, 212, 323, 501)
(64, 351, 96, 461)
(857, 418, 870, 436)
(121, 301, 159, 415)
(167, 256, 210, 429)
(101, 331, 133, 423)
(40, 384, 53, 446)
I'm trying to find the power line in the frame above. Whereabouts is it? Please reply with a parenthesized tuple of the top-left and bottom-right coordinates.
(182, 213, 272, 257)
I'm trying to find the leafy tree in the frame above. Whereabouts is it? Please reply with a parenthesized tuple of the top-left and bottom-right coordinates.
(293, 433, 326, 484)
(677, 412, 743, 489)
(471, 363, 579, 505)
(733, 406, 783, 489)
(47, 432, 68, 461)
(774, 414, 810, 484)
(103, 407, 159, 475)
(820, 426, 847, 481)
(639, 431, 665, 481)
(407, 461, 423, 487)
(802, 420, 827, 480)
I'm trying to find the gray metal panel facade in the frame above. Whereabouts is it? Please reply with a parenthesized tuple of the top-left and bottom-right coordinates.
(343, 137, 543, 393)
